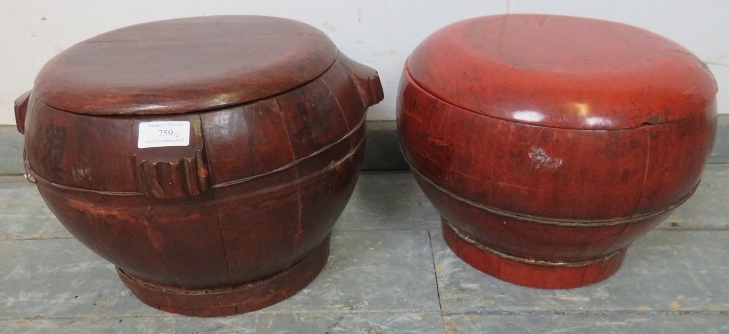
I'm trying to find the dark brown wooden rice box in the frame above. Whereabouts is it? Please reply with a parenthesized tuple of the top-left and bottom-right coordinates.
(14, 15, 383, 317)
(398, 14, 717, 289)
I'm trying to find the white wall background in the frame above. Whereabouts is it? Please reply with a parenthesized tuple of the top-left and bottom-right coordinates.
(2, 0, 728, 125)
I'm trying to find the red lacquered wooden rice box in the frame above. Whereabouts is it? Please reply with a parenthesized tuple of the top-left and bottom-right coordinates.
(397, 14, 717, 288)
(14, 16, 383, 316)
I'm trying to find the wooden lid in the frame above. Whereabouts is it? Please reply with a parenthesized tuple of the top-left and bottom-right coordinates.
(407, 14, 717, 130)
(34, 16, 337, 115)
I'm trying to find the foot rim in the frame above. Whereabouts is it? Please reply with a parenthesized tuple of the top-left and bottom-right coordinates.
(118, 233, 331, 317)
(441, 219, 626, 289)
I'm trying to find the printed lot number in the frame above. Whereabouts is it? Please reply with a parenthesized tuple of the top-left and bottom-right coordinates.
(137, 121, 191, 148)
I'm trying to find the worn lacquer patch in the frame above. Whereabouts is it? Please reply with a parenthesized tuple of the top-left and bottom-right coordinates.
(528, 146, 563, 170)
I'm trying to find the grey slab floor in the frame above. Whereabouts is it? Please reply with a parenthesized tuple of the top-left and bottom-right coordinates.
(1, 166, 729, 333)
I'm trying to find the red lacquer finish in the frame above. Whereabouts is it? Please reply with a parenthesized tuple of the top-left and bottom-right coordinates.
(16, 16, 383, 316)
(398, 14, 717, 288)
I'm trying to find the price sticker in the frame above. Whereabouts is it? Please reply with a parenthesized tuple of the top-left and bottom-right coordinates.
(137, 121, 191, 148)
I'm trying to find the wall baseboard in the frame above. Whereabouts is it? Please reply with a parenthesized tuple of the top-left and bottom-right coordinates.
(0, 125, 24, 175)
(1, 116, 728, 175)
(709, 115, 729, 164)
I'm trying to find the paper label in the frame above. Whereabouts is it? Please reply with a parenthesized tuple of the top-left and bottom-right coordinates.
(137, 121, 190, 148)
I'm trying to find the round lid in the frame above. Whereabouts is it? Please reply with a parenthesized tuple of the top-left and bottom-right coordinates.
(34, 16, 337, 115)
(407, 14, 717, 130)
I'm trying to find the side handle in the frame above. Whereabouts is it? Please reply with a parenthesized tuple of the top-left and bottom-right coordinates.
(339, 54, 384, 108)
(14, 90, 32, 135)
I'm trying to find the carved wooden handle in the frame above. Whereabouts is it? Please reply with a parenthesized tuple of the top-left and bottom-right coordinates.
(132, 150, 210, 199)
(340, 54, 384, 108)
(14, 90, 31, 135)
(131, 118, 210, 198)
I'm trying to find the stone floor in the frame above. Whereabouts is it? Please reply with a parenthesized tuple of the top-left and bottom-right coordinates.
(1, 166, 729, 333)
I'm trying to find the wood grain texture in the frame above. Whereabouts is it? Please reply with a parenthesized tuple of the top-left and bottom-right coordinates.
(33, 16, 338, 115)
(398, 14, 717, 289)
(19, 16, 383, 316)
